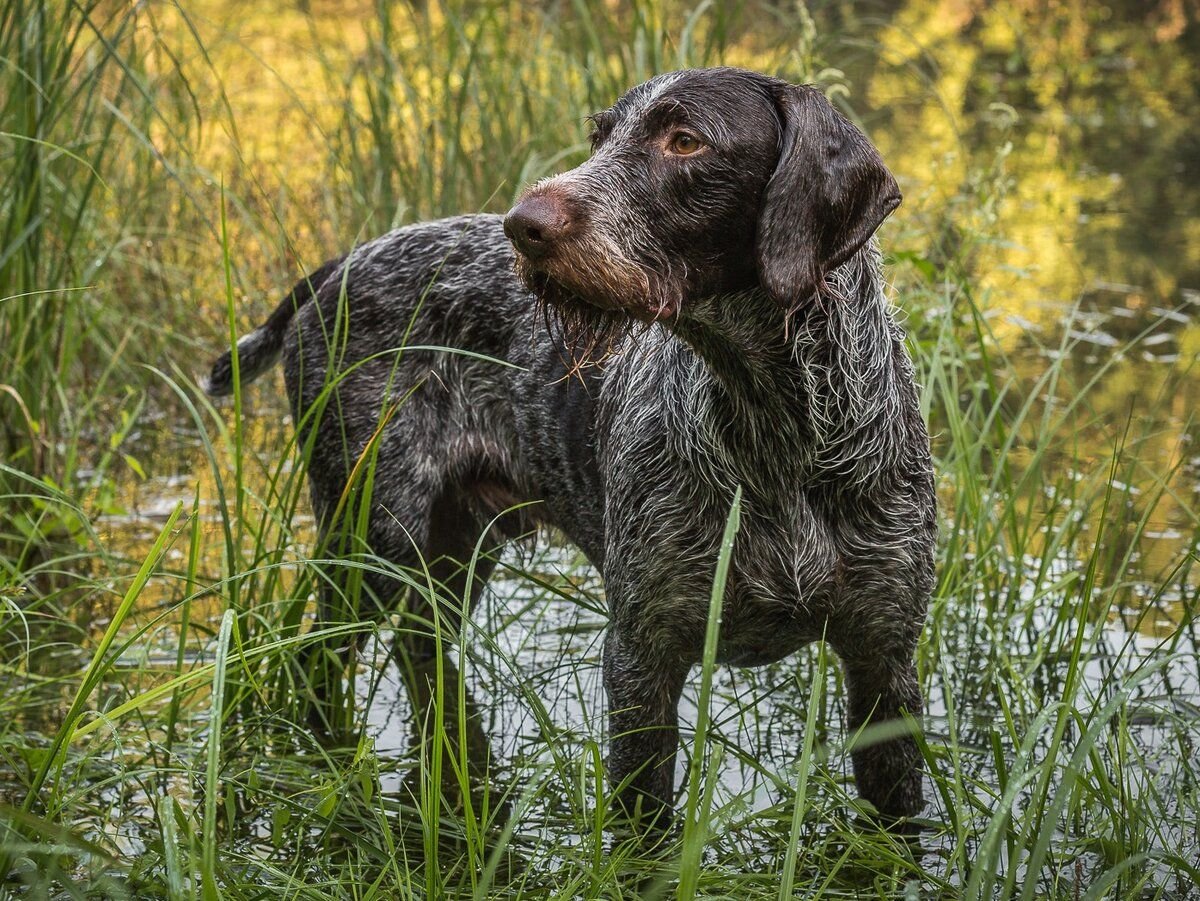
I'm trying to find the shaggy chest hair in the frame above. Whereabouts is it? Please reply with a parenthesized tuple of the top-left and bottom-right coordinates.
(577, 248, 931, 667)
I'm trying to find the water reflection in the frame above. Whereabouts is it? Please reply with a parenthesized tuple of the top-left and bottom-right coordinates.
(345, 548, 1198, 881)
(848, 0, 1200, 312)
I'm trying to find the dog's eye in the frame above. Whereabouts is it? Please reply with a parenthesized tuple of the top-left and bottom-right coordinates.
(668, 132, 704, 156)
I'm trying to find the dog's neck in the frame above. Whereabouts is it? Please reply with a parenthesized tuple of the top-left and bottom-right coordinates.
(659, 245, 911, 489)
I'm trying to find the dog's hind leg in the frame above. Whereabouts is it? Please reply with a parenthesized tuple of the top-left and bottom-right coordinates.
(388, 478, 504, 667)
(301, 461, 514, 737)
(388, 485, 507, 799)
(297, 459, 449, 736)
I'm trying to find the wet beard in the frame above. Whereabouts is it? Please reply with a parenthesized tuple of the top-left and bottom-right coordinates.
(516, 262, 637, 372)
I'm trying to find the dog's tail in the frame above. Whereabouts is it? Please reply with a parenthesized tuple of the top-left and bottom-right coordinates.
(203, 256, 344, 397)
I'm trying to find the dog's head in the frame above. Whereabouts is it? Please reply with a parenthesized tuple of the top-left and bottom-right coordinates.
(504, 67, 900, 354)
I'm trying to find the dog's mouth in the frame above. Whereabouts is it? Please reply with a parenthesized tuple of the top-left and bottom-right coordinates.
(505, 186, 684, 335)
(514, 247, 680, 321)
(505, 190, 685, 370)
(513, 256, 637, 366)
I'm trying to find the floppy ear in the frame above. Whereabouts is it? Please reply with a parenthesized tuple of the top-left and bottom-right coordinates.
(756, 84, 901, 307)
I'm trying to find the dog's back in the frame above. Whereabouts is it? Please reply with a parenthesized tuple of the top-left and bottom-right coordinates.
(206, 213, 607, 595)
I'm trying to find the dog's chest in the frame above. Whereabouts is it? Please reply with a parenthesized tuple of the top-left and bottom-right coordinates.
(713, 489, 843, 651)
(508, 346, 607, 563)
(615, 463, 845, 664)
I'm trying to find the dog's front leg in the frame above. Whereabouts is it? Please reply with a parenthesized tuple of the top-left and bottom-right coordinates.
(602, 628, 688, 827)
(838, 647, 925, 820)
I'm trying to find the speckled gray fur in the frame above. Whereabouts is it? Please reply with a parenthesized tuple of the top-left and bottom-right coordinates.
(206, 67, 936, 825)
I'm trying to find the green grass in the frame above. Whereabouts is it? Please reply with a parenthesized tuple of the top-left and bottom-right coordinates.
(2, 0, 1199, 898)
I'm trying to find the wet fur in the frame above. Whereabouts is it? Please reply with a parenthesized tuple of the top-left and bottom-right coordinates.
(205, 67, 935, 824)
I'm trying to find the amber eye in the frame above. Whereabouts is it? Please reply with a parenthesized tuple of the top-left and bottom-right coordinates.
(668, 132, 703, 155)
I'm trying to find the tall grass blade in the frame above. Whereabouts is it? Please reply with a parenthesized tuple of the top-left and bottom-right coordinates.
(678, 486, 741, 899)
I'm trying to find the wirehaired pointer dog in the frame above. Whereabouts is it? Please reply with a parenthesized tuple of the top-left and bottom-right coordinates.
(206, 67, 936, 824)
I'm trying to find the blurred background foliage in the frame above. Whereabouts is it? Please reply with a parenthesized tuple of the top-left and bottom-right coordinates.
(5, 0, 1195, 604)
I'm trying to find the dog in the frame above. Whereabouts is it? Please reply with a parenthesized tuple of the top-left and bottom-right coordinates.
(205, 67, 936, 824)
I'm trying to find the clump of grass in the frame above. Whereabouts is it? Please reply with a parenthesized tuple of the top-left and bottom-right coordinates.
(1, 1, 174, 477)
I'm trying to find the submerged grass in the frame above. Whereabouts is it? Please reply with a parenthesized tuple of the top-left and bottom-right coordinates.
(1, 0, 1198, 898)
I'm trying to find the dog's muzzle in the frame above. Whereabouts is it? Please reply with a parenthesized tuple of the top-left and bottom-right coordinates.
(504, 194, 574, 262)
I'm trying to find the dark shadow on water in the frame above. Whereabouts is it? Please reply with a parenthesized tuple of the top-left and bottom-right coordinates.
(391, 645, 512, 824)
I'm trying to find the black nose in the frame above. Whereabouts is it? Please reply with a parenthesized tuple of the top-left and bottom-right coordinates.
(504, 195, 571, 261)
